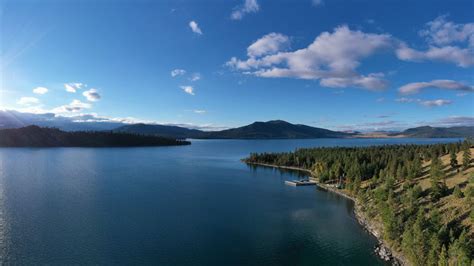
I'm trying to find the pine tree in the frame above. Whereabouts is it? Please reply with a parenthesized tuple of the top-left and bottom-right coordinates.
(453, 185, 463, 198)
(462, 142, 471, 170)
(450, 150, 458, 170)
(427, 234, 441, 266)
(430, 155, 446, 200)
(438, 245, 448, 266)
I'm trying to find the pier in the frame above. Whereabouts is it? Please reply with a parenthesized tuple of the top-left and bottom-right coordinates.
(284, 180, 317, 186)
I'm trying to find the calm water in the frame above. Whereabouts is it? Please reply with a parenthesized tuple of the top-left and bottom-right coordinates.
(0, 138, 460, 265)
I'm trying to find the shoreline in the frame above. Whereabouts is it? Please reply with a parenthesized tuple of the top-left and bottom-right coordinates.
(245, 161, 407, 266)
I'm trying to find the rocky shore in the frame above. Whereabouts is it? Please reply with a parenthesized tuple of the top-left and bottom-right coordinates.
(245, 161, 408, 265)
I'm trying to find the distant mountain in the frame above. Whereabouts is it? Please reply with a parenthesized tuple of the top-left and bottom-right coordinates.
(396, 126, 474, 138)
(0, 126, 190, 147)
(114, 120, 352, 139)
(0, 110, 123, 131)
(115, 120, 352, 139)
(114, 123, 204, 139)
(204, 120, 351, 139)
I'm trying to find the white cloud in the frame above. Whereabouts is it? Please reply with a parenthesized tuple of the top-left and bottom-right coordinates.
(311, 0, 324, 7)
(231, 0, 259, 20)
(396, 16, 474, 67)
(33, 87, 48, 94)
(396, 97, 419, 103)
(419, 15, 474, 47)
(180, 85, 195, 95)
(226, 26, 393, 90)
(193, 110, 206, 114)
(171, 69, 186, 77)
(432, 116, 474, 127)
(82, 88, 101, 102)
(247, 33, 290, 58)
(396, 44, 474, 67)
(17, 97, 40, 105)
(64, 83, 85, 93)
(420, 99, 453, 107)
(190, 73, 201, 81)
(399, 80, 473, 95)
(319, 73, 387, 91)
(395, 97, 452, 107)
(52, 99, 92, 113)
(189, 21, 202, 35)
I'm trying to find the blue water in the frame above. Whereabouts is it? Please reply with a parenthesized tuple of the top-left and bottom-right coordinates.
(0, 138, 460, 265)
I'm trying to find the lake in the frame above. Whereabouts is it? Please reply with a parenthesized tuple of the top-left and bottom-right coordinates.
(0, 138, 461, 265)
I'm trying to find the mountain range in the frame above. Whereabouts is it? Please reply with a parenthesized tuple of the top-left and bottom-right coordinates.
(1, 110, 473, 139)
(115, 120, 351, 139)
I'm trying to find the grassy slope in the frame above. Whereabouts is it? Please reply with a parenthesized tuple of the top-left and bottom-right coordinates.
(356, 148, 474, 255)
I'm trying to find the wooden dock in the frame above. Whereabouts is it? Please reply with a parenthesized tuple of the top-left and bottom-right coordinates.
(285, 180, 317, 186)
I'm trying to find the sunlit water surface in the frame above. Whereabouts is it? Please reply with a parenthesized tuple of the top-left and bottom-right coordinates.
(0, 138, 460, 265)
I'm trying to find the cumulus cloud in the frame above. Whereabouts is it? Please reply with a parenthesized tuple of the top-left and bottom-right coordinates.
(396, 97, 452, 107)
(226, 26, 393, 90)
(180, 85, 195, 95)
(247, 33, 290, 57)
(17, 97, 40, 105)
(33, 87, 48, 94)
(190, 73, 201, 81)
(82, 89, 101, 102)
(64, 83, 85, 93)
(52, 100, 92, 113)
(419, 15, 474, 47)
(171, 69, 186, 77)
(189, 21, 202, 35)
(399, 80, 474, 95)
(396, 16, 474, 67)
(396, 44, 474, 67)
(231, 0, 259, 20)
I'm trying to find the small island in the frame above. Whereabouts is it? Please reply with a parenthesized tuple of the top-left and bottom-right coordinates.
(244, 141, 473, 265)
(0, 125, 191, 147)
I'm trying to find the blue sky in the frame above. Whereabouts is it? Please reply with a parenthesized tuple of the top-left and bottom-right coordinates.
(1, 0, 473, 131)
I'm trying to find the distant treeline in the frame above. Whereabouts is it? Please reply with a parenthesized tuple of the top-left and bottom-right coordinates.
(0, 126, 190, 147)
(245, 141, 473, 266)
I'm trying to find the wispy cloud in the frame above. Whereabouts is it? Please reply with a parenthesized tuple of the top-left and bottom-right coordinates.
(190, 73, 201, 81)
(180, 86, 195, 95)
(189, 21, 202, 35)
(431, 116, 474, 127)
(64, 83, 85, 93)
(171, 69, 186, 77)
(396, 15, 474, 67)
(420, 99, 452, 107)
(396, 97, 453, 107)
(52, 99, 92, 113)
(33, 87, 48, 94)
(399, 80, 473, 95)
(231, 0, 259, 20)
(311, 0, 324, 7)
(17, 97, 40, 105)
(247, 33, 290, 57)
(82, 89, 101, 102)
(193, 110, 206, 114)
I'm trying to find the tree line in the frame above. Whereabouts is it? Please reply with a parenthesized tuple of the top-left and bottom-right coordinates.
(245, 140, 473, 265)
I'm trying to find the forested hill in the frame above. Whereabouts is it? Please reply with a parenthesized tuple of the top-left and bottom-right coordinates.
(396, 126, 474, 138)
(245, 141, 474, 265)
(115, 120, 352, 139)
(114, 123, 203, 139)
(204, 120, 351, 139)
(0, 126, 190, 147)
